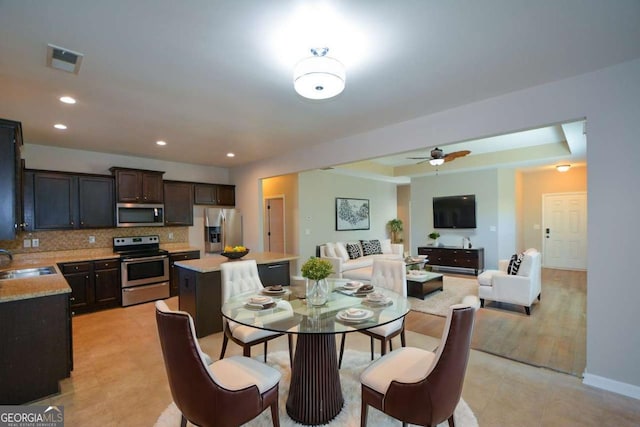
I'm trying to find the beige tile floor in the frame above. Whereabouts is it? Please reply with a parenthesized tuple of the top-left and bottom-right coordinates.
(35, 297, 640, 426)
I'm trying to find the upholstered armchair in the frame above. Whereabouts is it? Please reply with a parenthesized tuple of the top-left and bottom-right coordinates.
(477, 248, 542, 315)
(220, 260, 293, 364)
(359, 303, 476, 427)
(339, 259, 407, 368)
(155, 301, 281, 427)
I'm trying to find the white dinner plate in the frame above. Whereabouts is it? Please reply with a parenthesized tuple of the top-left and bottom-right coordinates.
(337, 309, 373, 322)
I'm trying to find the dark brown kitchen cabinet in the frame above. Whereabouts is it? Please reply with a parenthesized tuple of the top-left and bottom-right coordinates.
(194, 183, 235, 206)
(0, 118, 23, 240)
(257, 261, 290, 287)
(110, 167, 164, 203)
(23, 170, 115, 231)
(59, 258, 121, 314)
(0, 293, 72, 404)
(164, 181, 194, 226)
(169, 250, 200, 296)
(78, 176, 115, 228)
(93, 259, 121, 306)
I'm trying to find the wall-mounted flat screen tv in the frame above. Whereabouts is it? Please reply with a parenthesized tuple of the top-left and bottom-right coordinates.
(433, 194, 476, 229)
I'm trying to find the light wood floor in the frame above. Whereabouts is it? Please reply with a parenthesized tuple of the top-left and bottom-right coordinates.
(34, 285, 640, 427)
(406, 268, 587, 376)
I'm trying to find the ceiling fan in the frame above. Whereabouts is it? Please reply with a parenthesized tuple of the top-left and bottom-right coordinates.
(407, 147, 471, 165)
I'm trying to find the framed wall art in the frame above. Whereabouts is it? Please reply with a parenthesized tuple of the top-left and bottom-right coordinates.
(335, 197, 370, 231)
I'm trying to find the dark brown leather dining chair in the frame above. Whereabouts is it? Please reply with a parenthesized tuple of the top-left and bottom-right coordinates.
(155, 301, 281, 427)
(359, 302, 476, 427)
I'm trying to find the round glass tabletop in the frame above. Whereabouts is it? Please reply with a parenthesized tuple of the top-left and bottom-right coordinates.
(221, 279, 410, 335)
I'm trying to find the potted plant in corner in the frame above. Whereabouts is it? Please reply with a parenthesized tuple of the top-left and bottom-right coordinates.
(428, 231, 441, 247)
(301, 257, 334, 306)
(387, 218, 404, 244)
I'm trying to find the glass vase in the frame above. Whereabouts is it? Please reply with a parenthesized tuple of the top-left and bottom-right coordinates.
(306, 278, 328, 306)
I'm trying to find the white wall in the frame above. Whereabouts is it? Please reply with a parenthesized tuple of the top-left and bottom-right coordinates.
(410, 169, 500, 268)
(232, 59, 640, 398)
(297, 170, 398, 266)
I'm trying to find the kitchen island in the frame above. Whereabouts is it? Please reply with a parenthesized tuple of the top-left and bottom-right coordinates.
(175, 252, 298, 337)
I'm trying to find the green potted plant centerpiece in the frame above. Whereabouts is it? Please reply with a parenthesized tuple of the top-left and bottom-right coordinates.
(429, 231, 441, 247)
(301, 257, 333, 306)
(387, 218, 404, 243)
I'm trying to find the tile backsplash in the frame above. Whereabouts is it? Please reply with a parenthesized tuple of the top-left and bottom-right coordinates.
(0, 227, 188, 254)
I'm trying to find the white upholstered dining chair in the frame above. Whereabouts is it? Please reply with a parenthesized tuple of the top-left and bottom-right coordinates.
(220, 260, 293, 364)
(338, 258, 407, 367)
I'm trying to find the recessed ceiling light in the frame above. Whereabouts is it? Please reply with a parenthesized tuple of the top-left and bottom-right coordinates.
(226, 153, 235, 158)
(54, 123, 67, 130)
(59, 96, 76, 104)
(156, 140, 167, 146)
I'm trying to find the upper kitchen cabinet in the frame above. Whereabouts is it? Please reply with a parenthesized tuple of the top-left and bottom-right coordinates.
(0, 119, 23, 240)
(78, 176, 115, 228)
(110, 167, 164, 203)
(164, 181, 194, 226)
(23, 170, 115, 230)
(194, 183, 235, 206)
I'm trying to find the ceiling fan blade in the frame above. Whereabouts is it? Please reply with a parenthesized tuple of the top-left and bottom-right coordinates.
(407, 156, 430, 160)
(443, 150, 471, 162)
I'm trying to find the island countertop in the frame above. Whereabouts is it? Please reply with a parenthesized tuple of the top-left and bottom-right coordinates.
(175, 252, 299, 273)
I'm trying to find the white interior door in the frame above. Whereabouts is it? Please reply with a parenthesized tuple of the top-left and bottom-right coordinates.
(542, 192, 587, 269)
(264, 197, 285, 253)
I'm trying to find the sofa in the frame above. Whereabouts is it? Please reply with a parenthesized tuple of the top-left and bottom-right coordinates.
(477, 248, 541, 315)
(318, 239, 403, 281)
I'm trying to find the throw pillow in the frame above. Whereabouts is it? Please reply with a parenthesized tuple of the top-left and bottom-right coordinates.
(345, 243, 363, 260)
(324, 243, 337, 258)
(360, 239, 383, 256)
(507, 253, 524, 275)
(379, 238, 392, 254)
(335, 242, 350, 261)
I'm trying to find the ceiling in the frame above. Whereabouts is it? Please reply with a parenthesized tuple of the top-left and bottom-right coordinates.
(0, 1, 639, 168)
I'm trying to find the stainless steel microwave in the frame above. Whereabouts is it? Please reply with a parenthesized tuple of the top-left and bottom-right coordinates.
(116, 203, 164, 227)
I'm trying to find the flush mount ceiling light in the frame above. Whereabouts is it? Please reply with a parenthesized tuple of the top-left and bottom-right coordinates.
(293, 47, 345, 100)
(429, 158, 445, 166)
(59, 96, 76, 104)
(226, 153, 235, 158)
(556, 164, 571, 172)
(156, 140, 167, 146)
(53, 123, 67, 130)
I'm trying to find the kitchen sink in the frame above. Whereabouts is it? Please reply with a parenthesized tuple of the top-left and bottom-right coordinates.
(0, 266, 57, 280)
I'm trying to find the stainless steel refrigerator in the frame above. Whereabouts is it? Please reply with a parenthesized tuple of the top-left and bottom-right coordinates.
(204, 208, 243, 253)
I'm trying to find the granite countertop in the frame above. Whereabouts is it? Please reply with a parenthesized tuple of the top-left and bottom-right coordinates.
(175, 252, 299, 273)
(0, 246, 203, 303)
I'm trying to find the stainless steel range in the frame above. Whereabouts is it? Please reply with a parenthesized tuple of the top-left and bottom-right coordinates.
(114, 235, 169, 306)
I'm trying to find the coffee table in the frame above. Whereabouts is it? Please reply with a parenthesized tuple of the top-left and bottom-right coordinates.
(406, 271, 444, 299)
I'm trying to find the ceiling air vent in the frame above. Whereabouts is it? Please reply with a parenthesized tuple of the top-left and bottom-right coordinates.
(46, 44, 83, 74)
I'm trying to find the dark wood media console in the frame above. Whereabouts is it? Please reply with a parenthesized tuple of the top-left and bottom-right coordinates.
(417, 246, 484, 275)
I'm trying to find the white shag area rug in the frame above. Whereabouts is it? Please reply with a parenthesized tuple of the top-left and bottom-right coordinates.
(155, 350, 478, 427)
(408, 276, 478, 317)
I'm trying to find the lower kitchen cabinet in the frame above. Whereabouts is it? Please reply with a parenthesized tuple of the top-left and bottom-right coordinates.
(169, 250, 200, 296)
(59, 258, 121, 314)
(257, 261, 290, 287)
(0, 293, 72, 404)
(177, 260, 290, 338)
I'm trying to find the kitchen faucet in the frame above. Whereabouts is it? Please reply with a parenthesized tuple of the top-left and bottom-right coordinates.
(0, 249, 13, 261)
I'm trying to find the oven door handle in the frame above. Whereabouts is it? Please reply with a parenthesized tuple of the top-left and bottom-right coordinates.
(122, 282, 168, 292)
(121, 255, 168, 263)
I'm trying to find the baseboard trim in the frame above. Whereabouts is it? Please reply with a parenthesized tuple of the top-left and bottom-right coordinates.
(583, 373, 640, 400)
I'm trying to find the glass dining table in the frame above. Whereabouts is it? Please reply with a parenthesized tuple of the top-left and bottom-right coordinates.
(221, 278, 410, 425)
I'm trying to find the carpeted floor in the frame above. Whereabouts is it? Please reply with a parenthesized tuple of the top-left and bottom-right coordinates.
(408, 276, 478, 317)
(155, 350, 478, 427)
